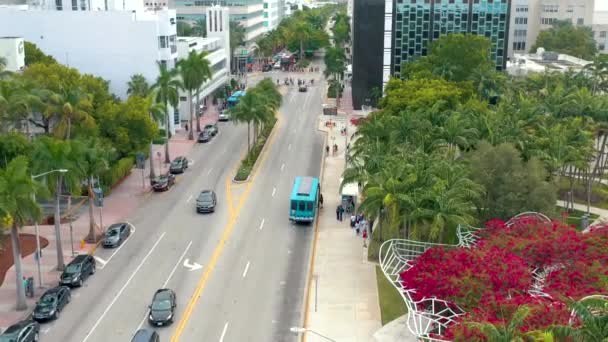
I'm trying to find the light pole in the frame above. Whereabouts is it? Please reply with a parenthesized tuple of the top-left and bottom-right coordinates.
(290, 327, 336, 342)
(32, 169, 68, 289)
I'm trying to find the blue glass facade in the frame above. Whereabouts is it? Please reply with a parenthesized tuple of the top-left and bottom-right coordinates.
(392, 0, 510, 76)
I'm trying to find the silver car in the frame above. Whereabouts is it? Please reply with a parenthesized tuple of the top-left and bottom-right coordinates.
(103, 223, 130, 248)
(218, 110, 230, 121)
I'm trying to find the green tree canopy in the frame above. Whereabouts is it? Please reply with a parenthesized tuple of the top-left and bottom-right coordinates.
(380, 77, 472, 114)
(531, 20, 598, 60)
(24, 41, 57, 66)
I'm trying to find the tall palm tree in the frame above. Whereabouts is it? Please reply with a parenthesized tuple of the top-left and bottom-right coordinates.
(230, 91, 272, 153)
(0, 79, 31, 134)
(552, 296, 608, 341)
(178, 51, 205, 140)
(146, 95, 166, 179)
(151, 62, 181, 164)
(127, 74, 151, 98)
(192, 52, 213, 133)
(49, 86, 94, 140)
(32, 137, 78, 271)
(0, 156, 45, 310)
(70, 139, 109, 242)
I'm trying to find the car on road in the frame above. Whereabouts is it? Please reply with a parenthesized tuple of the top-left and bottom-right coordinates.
(198, 130, 211, 143)
(218, 110, 230, 121)
(60, 254, 95, 287)
(103, 222, 130, 248)
(273, 62, 281, 69)
(204, 123, 218, 136)
(169, 156, 189, 174)
(299, 84, 307, 92)
(152, 174, 176, 192)
(32, 286, 71, 321)
(0, 320, 40, 342)
(148, 288, 176, 326)
(196, 190, 217, 213)
(262, 64, 272, 72)
(131, 329, 160, 342)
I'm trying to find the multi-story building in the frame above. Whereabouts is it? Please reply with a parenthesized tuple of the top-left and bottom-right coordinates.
(352, 0, 510, 110)
(507, 48, 591, 76)
(0, 37, 25, 72)
(173, 0, 266, 45)
(592, 11, 608, 53)
(507, 0, 595, 57)
(263, 0, 283, 30)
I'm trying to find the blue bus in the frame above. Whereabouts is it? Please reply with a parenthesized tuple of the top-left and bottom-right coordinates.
(289, 176, 320, 223)
(227, 90, 246, 108)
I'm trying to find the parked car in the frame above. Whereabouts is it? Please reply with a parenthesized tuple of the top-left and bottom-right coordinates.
(196, 190, 217, 213)
(131, 329, 160, 342)
(103, 222, 130, 248)
(60, 255, 95, 287)
(0, 320, 40, 342)
(152, 174, 175, 192)
(299, 84, 307, 92)
(218, 110, 230, 121)
(148, 288, 176, 326)
(169, 156, 189, 174)
(33, 286, 71, 321)
(204, 123, 218, 136)
(273, 62, 281, 69)
(198, 130, 211, 143)
(262, 64, 272, 72)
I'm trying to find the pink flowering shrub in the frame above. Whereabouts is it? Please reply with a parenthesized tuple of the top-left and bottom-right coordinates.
(399, 217, 608, 340)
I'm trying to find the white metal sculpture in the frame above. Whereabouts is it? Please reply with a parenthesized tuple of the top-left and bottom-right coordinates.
(378, 212, 559, 341)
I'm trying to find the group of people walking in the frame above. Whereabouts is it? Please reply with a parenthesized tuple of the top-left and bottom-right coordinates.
(335, 206, 370, 247)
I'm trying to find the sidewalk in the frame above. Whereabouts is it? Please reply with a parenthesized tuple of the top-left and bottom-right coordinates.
(303, 113, 382, 340)
(0, 110, 219, 328)
(555, 200, 608, 230)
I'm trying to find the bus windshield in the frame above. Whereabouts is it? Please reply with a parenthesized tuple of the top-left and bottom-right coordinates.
(227, 90, 246, 108)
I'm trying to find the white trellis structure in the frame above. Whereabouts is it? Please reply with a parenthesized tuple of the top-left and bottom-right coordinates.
(379, 212, 554, 341)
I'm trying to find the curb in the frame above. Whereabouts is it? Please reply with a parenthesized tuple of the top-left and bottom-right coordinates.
(232, 112, 282, 184)
(299, 118, 330, 342)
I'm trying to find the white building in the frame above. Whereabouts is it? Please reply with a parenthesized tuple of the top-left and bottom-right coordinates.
(592, 11, 608, 53)
(263, 0, 283, 31)
(176, 6, 230, 124)
(507, 48, 591, 76)
(0, 7, 180, 131)
(507, 0, 595, 58)
(0, 37, 25, 72)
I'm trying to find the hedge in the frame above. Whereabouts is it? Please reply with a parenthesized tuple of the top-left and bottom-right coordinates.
(327, 82, 344, 98)
(101, 157, 134, 193)
(234, 118, 276, 181)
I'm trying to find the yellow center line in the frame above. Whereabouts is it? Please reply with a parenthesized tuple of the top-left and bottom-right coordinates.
(170, 112, 283, 341)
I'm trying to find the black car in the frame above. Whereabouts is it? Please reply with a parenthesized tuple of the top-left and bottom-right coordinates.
(152, 174, 176, 192)
(131, 329, 159, 342)
(32, 286, 71, 321)
(196, 190, 217, 213)
(0, 320, 39, 342)
(198, 131, 211, 143)
(148, 288, 176, 326)
(103, 222, 130, 248)
(204, 123, 218, 136)
(299, 85, 307, 92)
(262, 64, 272, 72)
(59, 254, 95, 287)
(169, 156, 189, 174)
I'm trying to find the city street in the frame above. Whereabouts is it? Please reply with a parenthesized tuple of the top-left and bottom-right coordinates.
(37, 70, 324, 342)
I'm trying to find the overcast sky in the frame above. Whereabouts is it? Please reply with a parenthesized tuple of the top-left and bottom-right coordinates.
(598, 2, 608, 11)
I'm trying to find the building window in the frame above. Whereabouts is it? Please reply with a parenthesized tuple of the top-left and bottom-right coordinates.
(601, 31, 607, 38)
(80, 0, 86, 10)
(180, 96, 187, 101)
(55, 0, 62, 9)
(567, 6, 573, 13)
(263, 2, 267, 8)
(514, 17, 528, 25)
(542, 4, 558, 13)
(513, 41, 526, 50)
(541, 17, 556, 25)
(72, 0, 77, 10)
(159, 36, 169, 49)
(577, 18, 584, 25)
(514, 29, 526, 37)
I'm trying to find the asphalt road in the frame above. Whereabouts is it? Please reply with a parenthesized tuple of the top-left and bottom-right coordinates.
(38, 70, 324, 342)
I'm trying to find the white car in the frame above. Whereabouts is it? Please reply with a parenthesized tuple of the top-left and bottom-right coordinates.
(273, 62, 281, 70)
(218, 110, 230, 121)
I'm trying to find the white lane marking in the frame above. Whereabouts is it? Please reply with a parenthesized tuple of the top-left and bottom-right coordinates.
(219, 322, 229, 342)
(259, 218, 265, 230)
(136, 240, 193, 331)
(183, 259, 203, 271)
(272, 187, 276, 197)
(288, 144, 291, 150)
(41, 328, 50, 334)
(98, 223, 137, 269)
(242, 261, 251, 278)
(280, 163, 285, 171)
(93, 256, 107, 265)
(207, 168, 213, 175)
(186, 195, 193, 203)
(82, 232, 166, 342)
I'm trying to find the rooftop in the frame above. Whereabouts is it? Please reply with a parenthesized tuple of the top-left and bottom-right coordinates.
(507, 48, 591, 76)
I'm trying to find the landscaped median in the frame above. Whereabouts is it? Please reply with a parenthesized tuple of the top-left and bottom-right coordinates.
(230, 79, 283, 182)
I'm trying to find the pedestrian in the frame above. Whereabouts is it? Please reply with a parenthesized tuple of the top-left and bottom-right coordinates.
(185, 123, 189, 131)
(363, 229, 368, 247)
(355, 220, 360, 235)
(319, 193, 324, 209)
(326, 145, 330, 155)
(336, 205, 341, 221)
(350, 214, 356, 228)
(339, 205, 344, 221)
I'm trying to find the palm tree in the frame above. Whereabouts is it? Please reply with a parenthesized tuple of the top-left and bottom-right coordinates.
(192, 52, 213, 133)
(127, 74, 151, 98)
(32, 137, 78, 271)
(230, 22, 246, 71)
(49, 86, 94, 140)
(0, 156, 45, 310)
(324, 47, 346, 107)
(70, 139, 109, 242)
(151, 62, 181, 164)
(178, 51, 206, 140)
(0, 79, 31, 134)
(146, 95, 166, 179)
(0, 56, 6, 71)
(230, 91, 272, 153)
(467, 305, 532, 342)
(552, 296, 608, 341)
(289, 20, 313, 61)
(192, 18, 207, 37)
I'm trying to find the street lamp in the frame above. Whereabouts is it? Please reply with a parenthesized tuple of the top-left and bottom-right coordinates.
(290, 327, 336, 342)
(31, 169, 68, 289)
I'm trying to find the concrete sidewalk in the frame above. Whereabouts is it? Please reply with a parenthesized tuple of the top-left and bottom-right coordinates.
(303, 114, 382, 342)
(0, 109, 219, 328)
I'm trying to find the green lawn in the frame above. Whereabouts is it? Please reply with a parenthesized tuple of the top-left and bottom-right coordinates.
(557, 177, 608, 210)
(555, 206, 599, 230)
(375, 266, 407, 325)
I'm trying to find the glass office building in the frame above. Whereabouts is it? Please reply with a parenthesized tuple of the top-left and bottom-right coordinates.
(391, 0, 510, 77)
